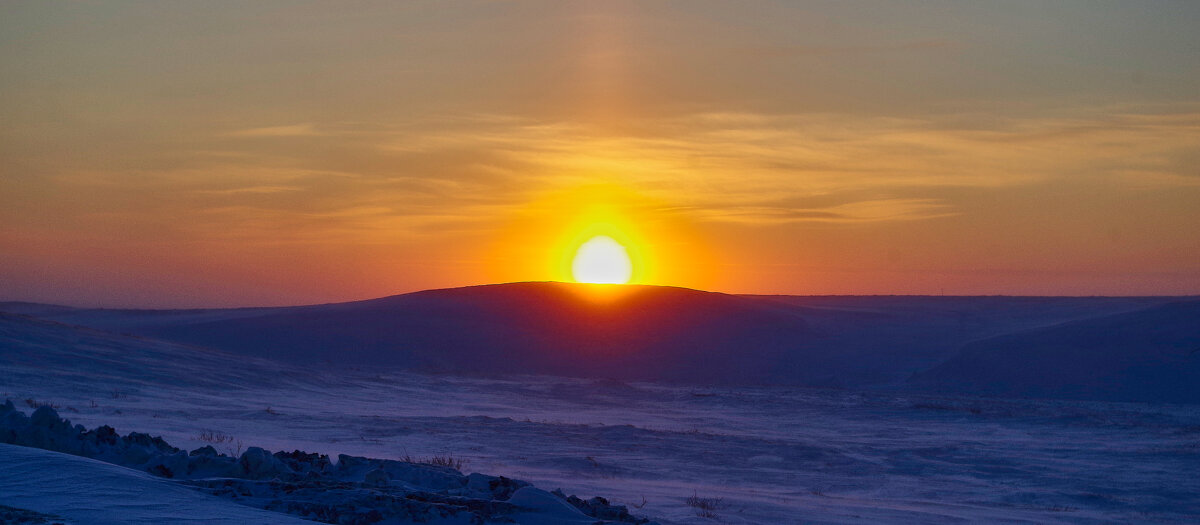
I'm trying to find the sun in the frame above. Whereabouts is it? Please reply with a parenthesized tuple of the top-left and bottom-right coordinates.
(571, 235, 633, 284)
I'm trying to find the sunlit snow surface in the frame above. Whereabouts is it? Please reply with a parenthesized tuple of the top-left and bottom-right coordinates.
(4, 347, 1199, 524)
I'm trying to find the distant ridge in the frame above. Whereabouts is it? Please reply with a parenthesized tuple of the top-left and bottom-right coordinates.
(910, 300, 1200, 403)
(1, 283, 1185, 397)
(93, 282, 815, 384)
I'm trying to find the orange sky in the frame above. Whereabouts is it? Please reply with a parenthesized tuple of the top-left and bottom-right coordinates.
(2, 2, 1199, 307)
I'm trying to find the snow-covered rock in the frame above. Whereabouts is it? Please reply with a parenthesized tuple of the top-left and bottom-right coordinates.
(0, 402, 656, 524)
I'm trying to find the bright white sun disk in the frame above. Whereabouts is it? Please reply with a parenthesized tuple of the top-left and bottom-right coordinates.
(571, 235, 632, 284)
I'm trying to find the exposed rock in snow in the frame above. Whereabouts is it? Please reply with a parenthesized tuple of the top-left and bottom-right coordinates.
(0, 504, 67, 525)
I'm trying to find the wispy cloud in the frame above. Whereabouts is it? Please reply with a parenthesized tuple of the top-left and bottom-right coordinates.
(357, 108, 1200, 228)
(690, 198, 957, 225)
(10, 106, 1199, 249)
(225, 124, 324, 138)
(740, 38, 958, 59)
(193, 185, 302, 195)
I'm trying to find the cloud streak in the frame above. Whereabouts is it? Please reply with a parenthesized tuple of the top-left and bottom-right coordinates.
(7, 105, 1197, 253)
(347, 107, 1200, 227)
(226, 124, 324, 138)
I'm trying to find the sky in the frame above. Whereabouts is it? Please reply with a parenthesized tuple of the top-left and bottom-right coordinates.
(2, 1, 1199, 307)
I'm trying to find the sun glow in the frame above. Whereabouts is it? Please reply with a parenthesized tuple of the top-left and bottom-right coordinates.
(571, 235, 633, 284)
(485, 183, 713, 289)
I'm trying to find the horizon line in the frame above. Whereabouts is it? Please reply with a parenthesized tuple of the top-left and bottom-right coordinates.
(3, 280, 1199, 311)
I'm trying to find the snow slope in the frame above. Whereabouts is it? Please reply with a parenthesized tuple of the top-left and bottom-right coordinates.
(0, 312, 309, 393)
(910, 299, 1200, 403)
(0, 443, 311, 525)
(0, 315, 654, 524)
(3, 312, 1199, 523)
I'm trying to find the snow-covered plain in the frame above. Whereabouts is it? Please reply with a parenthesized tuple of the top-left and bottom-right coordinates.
(2, 312, 1199, 523)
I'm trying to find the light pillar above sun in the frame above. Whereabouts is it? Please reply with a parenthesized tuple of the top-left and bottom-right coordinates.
(571, 235, 633, 284)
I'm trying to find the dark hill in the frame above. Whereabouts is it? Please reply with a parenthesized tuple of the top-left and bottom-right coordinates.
(124, 282, 815, 384)
(1, 285, 1179, 390)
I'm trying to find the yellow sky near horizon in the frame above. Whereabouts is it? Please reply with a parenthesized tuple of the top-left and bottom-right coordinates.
(2, 2, 1199, 307)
